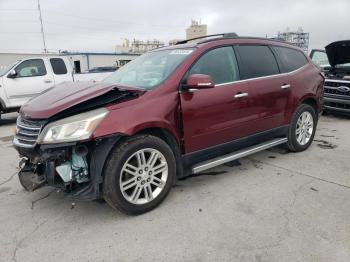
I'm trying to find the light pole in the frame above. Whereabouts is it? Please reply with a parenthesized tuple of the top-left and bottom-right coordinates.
(38, 0, 48, 53)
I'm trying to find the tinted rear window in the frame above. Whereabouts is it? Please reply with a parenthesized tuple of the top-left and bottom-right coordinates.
(273, 46, 308, 72)
(50, 58, 67, 75)
(237, 45, 279, 79)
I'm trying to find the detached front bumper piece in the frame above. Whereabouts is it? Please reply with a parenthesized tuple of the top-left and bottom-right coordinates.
(15, 136, 121, 201)
(18, 161, 47, 192)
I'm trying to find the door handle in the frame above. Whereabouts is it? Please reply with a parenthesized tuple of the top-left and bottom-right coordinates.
(281, 84, 291, 89)
(44, 79, 52, 83)
(234, 92, 249, 98)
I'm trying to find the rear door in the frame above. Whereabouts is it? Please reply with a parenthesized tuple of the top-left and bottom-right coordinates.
(3, 58, 54, 107)
(180, 46, 253, 153)
(49, 58, 72, 84)
(272, 46, 313, 119)
(236, 45, 290, 131)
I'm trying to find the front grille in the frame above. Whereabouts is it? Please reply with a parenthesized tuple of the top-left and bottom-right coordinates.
(324, 80, 350, 97)
(325, 101, 350, 111)
(14, 116, 44, 148)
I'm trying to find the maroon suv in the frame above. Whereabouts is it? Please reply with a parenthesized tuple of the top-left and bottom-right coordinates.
(13, 34, 324, 214)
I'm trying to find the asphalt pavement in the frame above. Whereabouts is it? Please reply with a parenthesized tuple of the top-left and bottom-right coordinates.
(0, 112, 349, 262)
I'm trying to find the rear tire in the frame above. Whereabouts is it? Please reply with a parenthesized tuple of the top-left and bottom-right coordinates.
(103, 134, 176, 215)
(286, 104, 317, 152)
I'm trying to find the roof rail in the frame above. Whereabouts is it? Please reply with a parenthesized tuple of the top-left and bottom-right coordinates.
(175, 32, 238, 45)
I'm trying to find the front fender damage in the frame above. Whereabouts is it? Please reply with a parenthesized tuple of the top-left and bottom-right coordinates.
(17, 135, 122, 201)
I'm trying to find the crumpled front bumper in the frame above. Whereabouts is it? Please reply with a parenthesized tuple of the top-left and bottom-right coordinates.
(14, 136, 121, 201)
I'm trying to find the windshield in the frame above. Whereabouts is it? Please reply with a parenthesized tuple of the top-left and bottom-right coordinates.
(104, 49, 194, 89)
(0, 61, 18, 76)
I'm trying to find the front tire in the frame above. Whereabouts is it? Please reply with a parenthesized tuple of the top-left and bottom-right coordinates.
(103, 134, 176, 215)
(286, 104, 317, 152)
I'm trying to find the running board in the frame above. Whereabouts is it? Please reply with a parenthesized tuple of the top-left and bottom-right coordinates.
(192, 137, 288, 174)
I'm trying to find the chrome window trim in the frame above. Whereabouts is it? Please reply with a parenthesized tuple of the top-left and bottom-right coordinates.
(215, 64, 308, 87)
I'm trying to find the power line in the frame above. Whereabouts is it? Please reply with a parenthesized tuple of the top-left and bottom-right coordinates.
(0, 20, 39, 23)
(44, 21, 183, 36)
(0, 32, 41, 34)
(0, 9, 37, 12)
(43, 10, 187, 28)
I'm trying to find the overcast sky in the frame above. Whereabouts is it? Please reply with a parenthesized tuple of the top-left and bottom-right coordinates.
(0, 0, 349, 53)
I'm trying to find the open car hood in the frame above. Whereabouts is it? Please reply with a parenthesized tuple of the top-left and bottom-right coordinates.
(325, 40, 350, 67)
(20, 81, 145, 119)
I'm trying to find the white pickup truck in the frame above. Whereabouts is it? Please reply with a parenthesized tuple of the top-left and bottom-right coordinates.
(0, 56, 113, 118)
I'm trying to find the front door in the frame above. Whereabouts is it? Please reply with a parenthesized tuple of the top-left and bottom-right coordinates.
(3, 58, 54, 107)
(180, 46, 253, 153)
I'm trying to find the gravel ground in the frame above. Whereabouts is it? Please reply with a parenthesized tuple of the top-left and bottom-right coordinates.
(0, 112, 349, 262)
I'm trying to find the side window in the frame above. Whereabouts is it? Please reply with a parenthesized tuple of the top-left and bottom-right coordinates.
(15, 59, 47, 77)
(273, 46, 308, 72)
(50, 58, 68, 75)
(237, 45, 279, 79)
(188, 46, 240, 84)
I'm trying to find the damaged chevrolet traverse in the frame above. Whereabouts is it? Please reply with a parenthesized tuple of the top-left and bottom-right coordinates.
(13, 34, 324, 215)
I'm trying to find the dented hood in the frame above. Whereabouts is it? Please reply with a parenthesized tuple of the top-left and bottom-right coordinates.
(325, 40, 350, 67)
(20, 81, 144, 119)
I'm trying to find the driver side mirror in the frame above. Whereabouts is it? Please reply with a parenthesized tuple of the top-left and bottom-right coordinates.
(7, 70, 17, 79)
(185, 74, 215, 91)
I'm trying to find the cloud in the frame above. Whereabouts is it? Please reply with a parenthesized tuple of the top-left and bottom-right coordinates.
(0, 0, 349, 52)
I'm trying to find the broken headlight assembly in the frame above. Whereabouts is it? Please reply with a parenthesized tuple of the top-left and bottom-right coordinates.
(37, 108, 109, 144)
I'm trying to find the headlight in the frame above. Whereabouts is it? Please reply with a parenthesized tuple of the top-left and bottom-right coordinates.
(38, 108, 108, 144)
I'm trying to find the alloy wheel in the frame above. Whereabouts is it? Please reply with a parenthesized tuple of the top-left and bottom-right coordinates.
(295, 111, 314, 146)
(119, 148, 168, 205)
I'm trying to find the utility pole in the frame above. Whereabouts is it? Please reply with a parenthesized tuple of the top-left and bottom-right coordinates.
(37, 0, 48, 53)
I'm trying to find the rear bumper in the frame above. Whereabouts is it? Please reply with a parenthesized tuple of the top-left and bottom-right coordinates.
(324, 96, 350, 114)
(14, 135, 121, 201)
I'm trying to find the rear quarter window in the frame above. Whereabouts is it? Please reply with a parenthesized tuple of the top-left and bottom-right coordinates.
(273, 46, 308, 73)
(237, 45, 279, 79)
(50, 58, 68, 75)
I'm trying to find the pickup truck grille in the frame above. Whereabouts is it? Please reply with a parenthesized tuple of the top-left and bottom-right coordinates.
(14, 117, 44, 148)
(324, 80, 350, 97)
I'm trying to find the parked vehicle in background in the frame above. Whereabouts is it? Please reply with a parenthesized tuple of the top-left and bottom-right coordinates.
(87, 66, 117, 73)
(310, 40, 350, 115)
(13, 34, 324, 215)
(309, 49, 331, 70)
(0, 57, 113, 118)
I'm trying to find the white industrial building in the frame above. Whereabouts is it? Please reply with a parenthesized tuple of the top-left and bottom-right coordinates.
(276, 27, 310, 53)
(0, 52, 140, 73)
(186, 20, 207, 40)
(62, 52, 139, 72)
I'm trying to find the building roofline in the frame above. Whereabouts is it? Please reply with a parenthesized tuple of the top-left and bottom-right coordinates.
(0, 52, 141, 56)
(61, 52, 141, 56)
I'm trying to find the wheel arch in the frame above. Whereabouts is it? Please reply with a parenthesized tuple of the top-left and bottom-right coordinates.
(134, 127, 185, 178)
(98, 126, 186, 181)
(300, 96, 319, 116)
